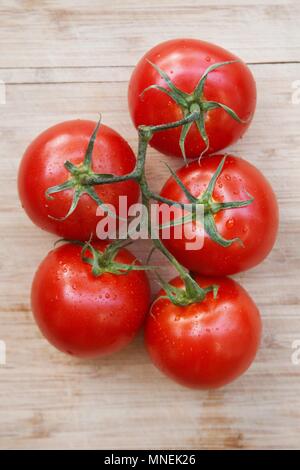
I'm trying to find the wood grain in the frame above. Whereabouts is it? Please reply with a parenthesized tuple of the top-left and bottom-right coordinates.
(0, 0, 300, 450)
(0, 0, 300, 66)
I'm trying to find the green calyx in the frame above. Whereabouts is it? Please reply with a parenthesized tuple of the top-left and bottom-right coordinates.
(151, 237, 218, 307)
(45, 117, 121, 221)
(142, 60, 249, 164)
(69, 238, 157, 276)
(156, 271, 218, 307)
(161, 155, 254, 248)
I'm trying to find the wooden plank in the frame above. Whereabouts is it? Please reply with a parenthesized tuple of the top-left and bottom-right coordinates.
(0, 66, 131, 84)
(0, 311, 299, 450)
(0, 0, 299, 68)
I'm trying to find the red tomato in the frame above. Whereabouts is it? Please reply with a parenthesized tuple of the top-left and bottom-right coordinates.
(18, 120, 139, 240)
(145, 275, 261, 389)
(160, 154, 278, 276)
(31, 242, 151, 358)
(128, 39, 256, 159)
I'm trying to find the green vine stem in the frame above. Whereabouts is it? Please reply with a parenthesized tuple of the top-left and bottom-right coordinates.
(46, 108, 252, 305)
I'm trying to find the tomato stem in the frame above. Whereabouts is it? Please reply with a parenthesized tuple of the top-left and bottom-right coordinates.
(44, 59, 255, 305)
(46, 112, 220, 305)
(132, 116, 220, 305)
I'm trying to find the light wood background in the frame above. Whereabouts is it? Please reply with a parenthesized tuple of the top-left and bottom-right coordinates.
(0, 0, 300, 450)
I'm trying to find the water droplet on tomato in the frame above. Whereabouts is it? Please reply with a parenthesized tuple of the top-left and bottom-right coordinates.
(226, 218, 235, 229)
(225, 174, 231, 181)
(205, 56, 211, 62)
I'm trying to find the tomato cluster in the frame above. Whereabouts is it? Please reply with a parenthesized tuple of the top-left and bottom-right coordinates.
(18, 39, 278, 389)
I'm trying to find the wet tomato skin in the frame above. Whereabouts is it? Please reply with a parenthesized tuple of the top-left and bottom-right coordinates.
(18, 120, 139, 240)
(160, 154, 279, 276)
(128, 38, 256, 158)
(31, 242, 151, 358)
(145, 276, 262, 389)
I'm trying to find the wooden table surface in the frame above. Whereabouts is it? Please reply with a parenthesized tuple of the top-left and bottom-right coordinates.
(0, 0, 300, 450)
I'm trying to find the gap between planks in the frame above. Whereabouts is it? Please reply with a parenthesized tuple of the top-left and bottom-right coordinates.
(1, 61, 300, 86)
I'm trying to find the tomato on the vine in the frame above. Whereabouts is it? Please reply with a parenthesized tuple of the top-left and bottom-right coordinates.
(145, 275, 261, 389)
(18, 120, 139, 240)
(31, 241, 151, 358)
(128, 39, 256, 160)
(19, 36, 275, 391)
(160, 154, 278, 276)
